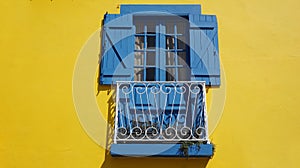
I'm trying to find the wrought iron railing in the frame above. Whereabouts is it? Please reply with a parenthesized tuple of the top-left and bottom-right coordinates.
(114, 81, 208, 143)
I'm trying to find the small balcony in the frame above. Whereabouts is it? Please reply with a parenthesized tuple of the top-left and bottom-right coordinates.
(111, 81, 213, 157)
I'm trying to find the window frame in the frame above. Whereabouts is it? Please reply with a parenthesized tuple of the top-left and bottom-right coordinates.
(133, 15, 190, 82)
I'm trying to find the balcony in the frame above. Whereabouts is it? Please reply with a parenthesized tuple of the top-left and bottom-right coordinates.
(111, 81, 213, 157)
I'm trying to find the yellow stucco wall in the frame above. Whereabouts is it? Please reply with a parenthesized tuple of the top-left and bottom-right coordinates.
(1, 0, 300, 167)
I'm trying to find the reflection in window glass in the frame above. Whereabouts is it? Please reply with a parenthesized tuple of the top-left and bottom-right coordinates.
(177, 23, 185, 34)
(178, 67, 189, 81)
(166, 22, 173, 34)
(166, 68, 175, 81)
(146, 24, 156, 34)
(166, 52, 175, 65)
(147, 36, 156, 49)
(134, 68, 143, 81)
(134, 52, 144, 66)
(135, 36, 144, 50)
(166, 36, 175, 49)
(146, 68, 155, 81)
(146, 52, 155, 65)
(178, 52, 186, 66)
(135, 24, 144, 34)
(177, 38, 186, 49)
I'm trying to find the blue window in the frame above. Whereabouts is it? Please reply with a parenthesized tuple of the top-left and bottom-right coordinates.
(100, 5, 220, 86)
(133, 16, 189, 81)
(99, 5, 218, 157)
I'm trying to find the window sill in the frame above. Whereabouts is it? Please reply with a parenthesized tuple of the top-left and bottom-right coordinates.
(110, 143, 214, 157)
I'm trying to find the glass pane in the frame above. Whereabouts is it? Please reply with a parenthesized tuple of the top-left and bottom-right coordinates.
(166, 36, 175, 49)
(135, 36, 144, 50)
(146, 68, 155, 81)
(178, 67, 189, 81)
(178, 52, 186, 65)
(166, 52, 175, 65)
(147, 36, 156, 49)
(166, 68, 176, 81)
(134, 52, 144, 66)
(135, 23, 144, 34)
(176, 23, 186, 34)
(166, 22, 174, 34)
(146, 52, 155, 65)
(134, 68, 144, 81)
(146, 24, 156, 34)
(177, 38, 186, 49)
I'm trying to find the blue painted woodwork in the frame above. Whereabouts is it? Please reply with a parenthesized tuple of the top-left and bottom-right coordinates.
(100, 5, 220, 86)
(100, 14, 135, 84)
(120, 4, 201, 15)
(189, 15, 220, 86)
(99, 4, 219, 157)
(111, 144, 213, 157)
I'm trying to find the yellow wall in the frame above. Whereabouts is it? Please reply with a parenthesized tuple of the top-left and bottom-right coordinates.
(1, 0, 300, 168)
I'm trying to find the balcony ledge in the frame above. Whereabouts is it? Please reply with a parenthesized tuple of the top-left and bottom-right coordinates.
(110, 143, 214, 157)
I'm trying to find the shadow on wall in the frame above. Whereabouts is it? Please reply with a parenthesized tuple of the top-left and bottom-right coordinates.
(97, 83, 210, 168)
(100, 139, 210, 168)
(100, 155, 209, 168)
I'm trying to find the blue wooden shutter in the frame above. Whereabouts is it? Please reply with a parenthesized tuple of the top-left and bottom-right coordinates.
(100, 14, 135, 84)
(189, 15, 220, 86)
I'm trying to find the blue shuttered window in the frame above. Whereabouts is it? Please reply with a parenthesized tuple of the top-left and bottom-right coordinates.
(100, 6, 221, 86)
(133, 16, 189, 82)
(102, 5, 217, 157)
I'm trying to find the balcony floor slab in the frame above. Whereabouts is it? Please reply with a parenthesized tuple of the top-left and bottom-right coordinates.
(110, 143, 213, 157)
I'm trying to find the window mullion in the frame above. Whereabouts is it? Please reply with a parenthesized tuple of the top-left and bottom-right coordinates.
(143, 24, 147, 81)
(174, 24, 178, 81)
(159, 23, 166, 81)
(155, 24, 159, 81)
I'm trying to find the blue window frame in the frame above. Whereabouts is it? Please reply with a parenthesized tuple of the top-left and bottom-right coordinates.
(100, 5, 220, 86)
(133, 16, 189, 81)
(99, 4, 218, 157)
